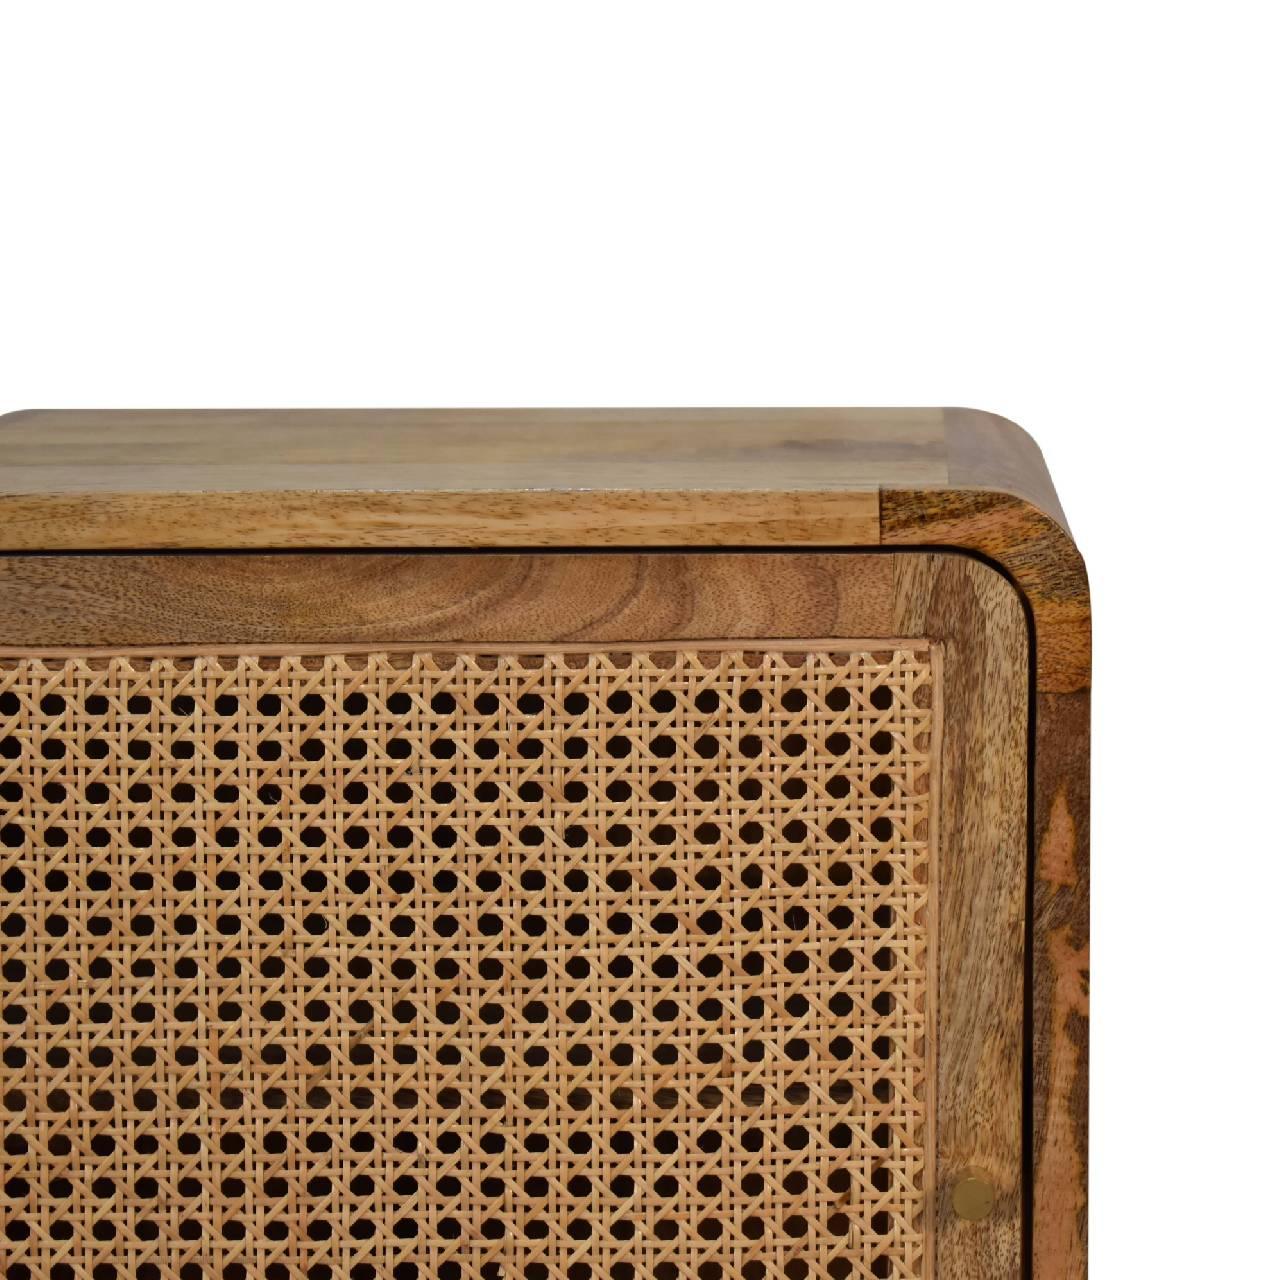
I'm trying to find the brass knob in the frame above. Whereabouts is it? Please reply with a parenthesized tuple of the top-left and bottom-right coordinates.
(951, 1168, 996, 1221)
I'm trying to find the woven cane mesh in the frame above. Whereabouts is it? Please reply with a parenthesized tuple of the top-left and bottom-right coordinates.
(0, 646, 936, 1280)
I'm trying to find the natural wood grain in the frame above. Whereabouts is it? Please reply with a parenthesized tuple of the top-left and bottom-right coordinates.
(0, 553, 894, 647)
(895, 554, 1027, 1280)
(0, 489, 882, 552)
(880, 489, 1088, 695)
(1031, 691, 1090, 1280)
(942, 407, 1069, 532)
(0, 407, 930, 551)
(0, 406, 1090, 1279)
(0, 408, 1068, 556)
(0, 547, 1032, 1277)
(0, 407, 949, 491)
(878, 416, 1090, 1280)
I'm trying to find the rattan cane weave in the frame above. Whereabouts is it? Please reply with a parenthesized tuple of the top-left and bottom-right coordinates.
(0, 645, 936, 1280)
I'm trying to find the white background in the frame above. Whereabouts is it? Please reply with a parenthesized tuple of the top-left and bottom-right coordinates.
(2, 3, 1277, 1274)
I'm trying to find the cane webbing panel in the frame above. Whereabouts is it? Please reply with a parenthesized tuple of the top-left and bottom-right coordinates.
(0, 646, 936, 1280)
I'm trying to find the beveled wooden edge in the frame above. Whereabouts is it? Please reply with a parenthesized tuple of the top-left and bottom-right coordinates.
(880, 485, 1088, 695)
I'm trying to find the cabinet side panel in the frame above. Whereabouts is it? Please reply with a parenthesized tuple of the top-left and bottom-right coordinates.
(1031, 691, 1089, 1278)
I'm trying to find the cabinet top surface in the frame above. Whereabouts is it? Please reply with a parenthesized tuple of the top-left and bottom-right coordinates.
(0, 405, 1074, 555)
(0, 406, 1052, 492)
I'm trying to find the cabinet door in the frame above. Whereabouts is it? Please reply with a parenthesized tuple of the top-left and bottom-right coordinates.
(0, 551, 1026, 1280)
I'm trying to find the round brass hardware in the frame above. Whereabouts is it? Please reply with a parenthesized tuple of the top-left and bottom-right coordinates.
(952, 1169, 996, 1221)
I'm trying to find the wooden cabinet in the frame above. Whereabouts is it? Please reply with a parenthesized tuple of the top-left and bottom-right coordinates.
(0, 409, 1089, 1280)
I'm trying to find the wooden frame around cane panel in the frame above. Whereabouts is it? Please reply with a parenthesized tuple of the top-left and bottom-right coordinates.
(2, 550, 1027, 1280)
(0, 407, 1090, 1280)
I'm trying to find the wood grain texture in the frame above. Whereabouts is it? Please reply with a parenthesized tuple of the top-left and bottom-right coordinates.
(895, 554, 1027, 1280)
(0, 407, 935, 551)
(1, 408, 1065, 558)
(880, 488, 1088, 696)
(1030, 692, 1090, 1280)
(0, 407, 948, 492)
(0, 548, 1033, 1278)
(0, 552, 894, 648)
(879, 416, 1090, 1280)
(941, 407, 1069, 532)
(0, 406, 1090, 1278)
(0, 489, 882, 552)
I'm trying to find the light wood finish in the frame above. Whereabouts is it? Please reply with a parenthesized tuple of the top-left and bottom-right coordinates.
(0, 406, 1089, 1279)
(880, 485, 1084, 695)
(0, 553, 894, 649)
(0, 407, 931, 553)
(0, 549, 1029, 1280)
(0, 407, 949, 494)
(0, 488, 882, 554)
(895, 554, 1027, 1279)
